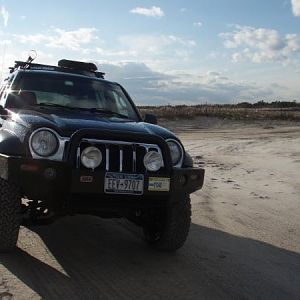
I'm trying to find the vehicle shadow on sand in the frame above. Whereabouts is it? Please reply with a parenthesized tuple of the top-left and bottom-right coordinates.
(1, 216, 300, 300)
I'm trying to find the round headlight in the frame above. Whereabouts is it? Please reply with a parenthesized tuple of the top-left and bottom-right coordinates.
(143, 151, 163, 172)
(30, 129, 58, 157)
(167, 140, 183, 166)
(81, 146, 102, 169)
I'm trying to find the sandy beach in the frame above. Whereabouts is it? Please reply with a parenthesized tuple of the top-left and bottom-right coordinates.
(0, 117, 299, 299)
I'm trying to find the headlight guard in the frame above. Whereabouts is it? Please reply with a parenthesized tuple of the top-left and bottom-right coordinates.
(28, 127, 69, 161)
(166, 139, 184, 167)
(30, 128, 59, 157)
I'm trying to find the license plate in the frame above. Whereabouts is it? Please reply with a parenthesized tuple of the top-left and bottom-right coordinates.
(148, 177, 170, 192)
(104, 172, 144, 195)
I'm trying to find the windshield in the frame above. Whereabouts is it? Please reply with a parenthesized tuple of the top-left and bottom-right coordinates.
(11, 72, 139, 120)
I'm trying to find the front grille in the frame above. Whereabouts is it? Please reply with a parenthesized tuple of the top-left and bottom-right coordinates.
(76, 139, 164, 173)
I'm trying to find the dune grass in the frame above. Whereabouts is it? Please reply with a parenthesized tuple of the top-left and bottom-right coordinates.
(139, 104, 300, 121)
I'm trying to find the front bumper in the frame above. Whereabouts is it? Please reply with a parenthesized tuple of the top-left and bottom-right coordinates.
(0, 154, 205, 211)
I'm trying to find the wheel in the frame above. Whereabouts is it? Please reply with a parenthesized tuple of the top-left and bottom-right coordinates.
(0, 179, 21, 252)
(143, 194, 191, 252)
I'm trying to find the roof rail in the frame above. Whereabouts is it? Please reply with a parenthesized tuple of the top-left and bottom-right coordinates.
(9, 59, 105, 79)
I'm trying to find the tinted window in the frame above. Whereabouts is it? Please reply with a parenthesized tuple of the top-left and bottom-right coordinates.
(12, 72, 139, 120)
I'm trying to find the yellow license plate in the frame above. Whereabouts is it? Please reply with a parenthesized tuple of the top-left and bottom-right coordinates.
(148, 177, 170, 192)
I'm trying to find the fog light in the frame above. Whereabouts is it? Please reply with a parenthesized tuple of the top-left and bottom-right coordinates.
(44, 167, 57, 179)
(143, 151, 163, 172)
(190, 174, 198, 180)
(179, 175, 187, 185)
(81, 146, 102, 169)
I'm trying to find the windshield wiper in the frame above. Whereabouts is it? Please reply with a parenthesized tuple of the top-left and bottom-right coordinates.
(88, 108, 131, 119)
(38, 103, 80, 110)
(38, 103, 132, 120)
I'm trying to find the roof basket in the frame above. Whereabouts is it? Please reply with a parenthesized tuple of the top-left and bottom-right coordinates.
(58, 59, 97, 72)
(58, 59, 105, 79)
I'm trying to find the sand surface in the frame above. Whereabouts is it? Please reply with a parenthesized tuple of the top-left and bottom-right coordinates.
(0, 117, 300, 299)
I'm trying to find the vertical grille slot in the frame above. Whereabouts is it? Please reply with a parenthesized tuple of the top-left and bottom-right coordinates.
(109, 145, 119, 172)
(136, 146, 146, 173)
(132, 145, 136, 172)
(119, 147, 123, 172)
(122, 145, 133, 173)
(105, 145, 109, 171)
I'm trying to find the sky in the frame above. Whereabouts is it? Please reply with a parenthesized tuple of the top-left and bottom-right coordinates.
(0, 0, 299, 105)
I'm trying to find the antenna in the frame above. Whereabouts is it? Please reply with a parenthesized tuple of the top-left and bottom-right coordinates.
(26, 50, 37, 64)
(20, 50, 37, 70)
(0, 41, 7, 82)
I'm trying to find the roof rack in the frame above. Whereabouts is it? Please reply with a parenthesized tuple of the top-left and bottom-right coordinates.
(9, 59, 105, 79)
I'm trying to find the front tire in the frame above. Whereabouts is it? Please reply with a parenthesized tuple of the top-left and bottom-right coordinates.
(0, 179, 21, 252)
(143, 194, 191, 252)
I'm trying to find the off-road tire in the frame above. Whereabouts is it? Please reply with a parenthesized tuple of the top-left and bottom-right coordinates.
(0, 178, 21, 252)
(143, 194, 191, 252)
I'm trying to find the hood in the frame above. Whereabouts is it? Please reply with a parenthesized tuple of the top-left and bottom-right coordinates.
(11, 107, 177, 140)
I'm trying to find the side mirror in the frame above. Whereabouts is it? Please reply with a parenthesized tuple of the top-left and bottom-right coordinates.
(144, 113, 158, 125)
(0, 105, 6, 112)
(0, 105, 8, 119)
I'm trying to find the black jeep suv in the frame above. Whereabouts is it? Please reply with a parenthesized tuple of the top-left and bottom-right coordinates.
(0, 59, 204, 252)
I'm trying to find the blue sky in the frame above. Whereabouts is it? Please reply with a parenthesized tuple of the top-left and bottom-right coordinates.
(0, 0, 299, 105)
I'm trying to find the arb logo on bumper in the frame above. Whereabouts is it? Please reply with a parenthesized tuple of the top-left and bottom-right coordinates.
(80, 176, 93, 183)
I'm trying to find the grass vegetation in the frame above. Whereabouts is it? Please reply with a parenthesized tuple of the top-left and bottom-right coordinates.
(139, 101, 300, 121)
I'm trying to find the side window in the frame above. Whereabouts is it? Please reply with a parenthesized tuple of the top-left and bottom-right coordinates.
(112, 91, 129, 115)
(104, 90, 118, 112)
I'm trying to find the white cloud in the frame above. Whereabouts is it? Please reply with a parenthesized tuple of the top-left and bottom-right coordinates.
(115, 34, 196, 68)
(14, 27, 98, 51)
(119, 34, 195, 54)
(180, 8, 187, 13)
(98, 62, 289, 105)
(1, 6, 9, 27)
(193, 22, 203, 28)
(167, 35, 196, 46)
(232, 52, 244, 63)
(208, 51, 219, 59)
(220, 25, 300, 63)
(11, 29, 196, 70)
(14, 33, 49, 44)
(47, 28, 97, 50)
(291, 0, 300, 16)
(130, 6, 165, 18)
(95, 47, 136, 58)
(207, 71, 221, 77)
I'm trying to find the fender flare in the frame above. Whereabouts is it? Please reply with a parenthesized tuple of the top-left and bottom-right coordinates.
(0, 129, 27, 156)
